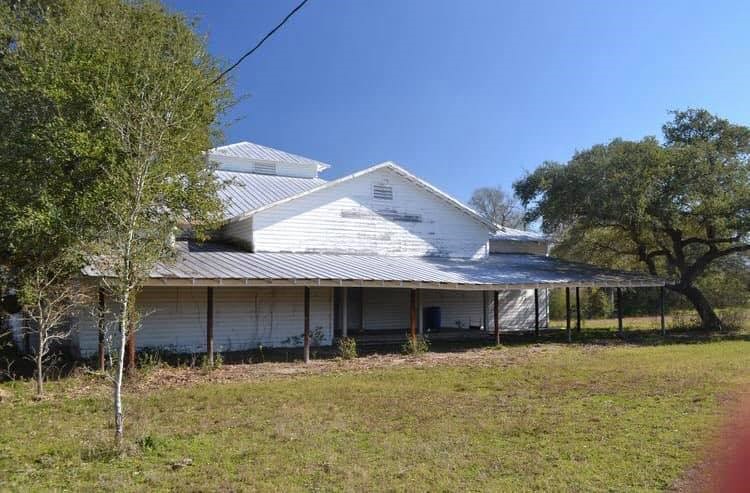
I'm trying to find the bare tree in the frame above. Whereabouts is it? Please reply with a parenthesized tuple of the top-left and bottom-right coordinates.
(19, 261, 87, 398)
(468, 187, 524, 229)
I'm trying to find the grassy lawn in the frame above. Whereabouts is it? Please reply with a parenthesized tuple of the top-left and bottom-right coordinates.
(1, 334, 749, 491)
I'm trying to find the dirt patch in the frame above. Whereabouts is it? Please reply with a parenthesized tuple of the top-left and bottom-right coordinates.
(87, 344, 564, 396)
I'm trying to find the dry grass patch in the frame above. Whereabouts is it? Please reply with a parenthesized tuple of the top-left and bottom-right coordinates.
(1, 338, 749, 491)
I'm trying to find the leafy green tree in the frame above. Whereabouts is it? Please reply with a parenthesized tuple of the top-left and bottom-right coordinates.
(515, 110, 750, 329)
(0, 0, 231, 443)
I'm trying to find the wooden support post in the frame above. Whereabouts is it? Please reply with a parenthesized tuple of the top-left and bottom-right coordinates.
(616, 287, 624, 335)
(660, 286, 666, 336)
(410, 289, 417, 342)
(304, 287, 310, 364)
(360, 288, 365, 333)
(341, 287, 348, 338)
(482, 291, 488, 331)
(125, 319, 136, 376)
(494, 290, 500, 345)
(206, 287, 214, 366)
(575, 287, 581, 333)
(98, 288, 106, 371)
(534, 288, 540, 337)
(565, 287, 572, 343)
(417, 289, 424, 336)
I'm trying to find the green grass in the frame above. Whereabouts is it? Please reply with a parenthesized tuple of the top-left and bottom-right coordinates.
(2, 337, 750, 491)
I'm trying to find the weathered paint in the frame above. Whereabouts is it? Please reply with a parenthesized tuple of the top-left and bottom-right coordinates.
(489, 239, 548, 255)
(74, 286, 333, 357)
(237, 167, 491, 258)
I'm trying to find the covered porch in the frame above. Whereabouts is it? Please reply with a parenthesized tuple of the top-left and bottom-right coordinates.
(82, 241, 665, 368)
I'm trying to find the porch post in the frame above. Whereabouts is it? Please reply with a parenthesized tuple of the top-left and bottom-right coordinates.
(494, 290, 500, 345)
(659, 286, 666, 336)
(410, 288, 417, 342)
(304, 287, 310, 364)
(417, 289, 424, 336)
(206, 287, 214, 366)
(126, 319, 136, 376)
(575, 287, 581, 333)
(482, 291, 488, 331)
(341, 287, 348, 338)
(98, 288, 106, 371)
(534, 288, 540, 337)
(616, 287, 624, 335)
(565, 287, 572, 343)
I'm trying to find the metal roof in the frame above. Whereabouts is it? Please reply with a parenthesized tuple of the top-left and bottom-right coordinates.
(216, 170, 326, 219)
(83, 242, 664, 289)
(491, 227, 549, 242)
(209, 141, 331, 171)
(225, 162, 498, 231)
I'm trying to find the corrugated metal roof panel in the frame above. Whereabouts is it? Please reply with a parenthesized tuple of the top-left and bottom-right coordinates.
(491, 227, 548, 242)
(83, 242, 664, 288)
(216, 170, 326, 219)
(209, 141, 331, 171)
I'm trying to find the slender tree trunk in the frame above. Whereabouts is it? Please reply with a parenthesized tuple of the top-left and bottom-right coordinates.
(114, 294, 130, 446)
(671, 284, 724, 330)
(35, 334, 44, 397)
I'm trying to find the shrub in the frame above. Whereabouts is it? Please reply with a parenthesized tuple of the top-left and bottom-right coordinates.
(337, 337, 357, 360)
(402, 335, 429, 355)
(200, 352, 223, 371)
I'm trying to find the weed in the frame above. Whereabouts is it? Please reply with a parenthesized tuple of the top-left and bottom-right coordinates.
(401, 335, 429, 355)
(337, 337, 357, 360)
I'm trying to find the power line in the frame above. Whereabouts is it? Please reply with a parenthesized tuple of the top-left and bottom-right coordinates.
(211, 0, 311, 85)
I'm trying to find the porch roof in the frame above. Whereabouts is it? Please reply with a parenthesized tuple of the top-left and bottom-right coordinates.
(83, 241, 664, 290)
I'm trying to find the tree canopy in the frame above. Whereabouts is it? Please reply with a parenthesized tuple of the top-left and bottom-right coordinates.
(468, 186, 524, 229)
(514, 109, 750, 328)
(0, 0, 232, 442)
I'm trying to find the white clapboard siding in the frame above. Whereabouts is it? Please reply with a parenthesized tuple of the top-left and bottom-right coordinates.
(74, 286, 333, 357)
(357, 288, 547, 332)
(420, 290, 485, 329)
(362, 288, 410, 330)
(487, 289, 550, 330)
(222, 216, 253, 249)
(245, 167, 489, 258)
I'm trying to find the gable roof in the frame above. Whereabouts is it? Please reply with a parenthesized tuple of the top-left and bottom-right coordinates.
(216, 170, 327, 219)
(223, 161, 497, 230)
(209, 141, 331, 172)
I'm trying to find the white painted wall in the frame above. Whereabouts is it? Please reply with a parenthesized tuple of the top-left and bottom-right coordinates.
(240, 167, 490, 258)
(74, 286, 333, 357)
(355, 287, 548, 332)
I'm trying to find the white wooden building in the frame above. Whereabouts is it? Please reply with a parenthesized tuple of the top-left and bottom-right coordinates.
(73, 142, 663, 359)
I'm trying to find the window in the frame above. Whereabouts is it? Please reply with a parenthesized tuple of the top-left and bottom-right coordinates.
(372, 183, 393, 200)
(253, 162, 277, 175)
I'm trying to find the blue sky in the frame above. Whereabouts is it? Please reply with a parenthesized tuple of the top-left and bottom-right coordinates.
(165, 0, 750, 202)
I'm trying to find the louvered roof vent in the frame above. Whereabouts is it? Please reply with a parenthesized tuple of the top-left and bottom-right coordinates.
(253, 162, 277, 175)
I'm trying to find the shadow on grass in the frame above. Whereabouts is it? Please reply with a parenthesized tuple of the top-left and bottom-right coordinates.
(2, 325, 749, 382)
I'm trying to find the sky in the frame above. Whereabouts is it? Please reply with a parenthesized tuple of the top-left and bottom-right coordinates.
(164, 0, 750, 203)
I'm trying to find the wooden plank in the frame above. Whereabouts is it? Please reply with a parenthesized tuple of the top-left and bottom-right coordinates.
(304, 287, 310, 363)
(206, 287, 214, 366)
(575, 286, 581, 332)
